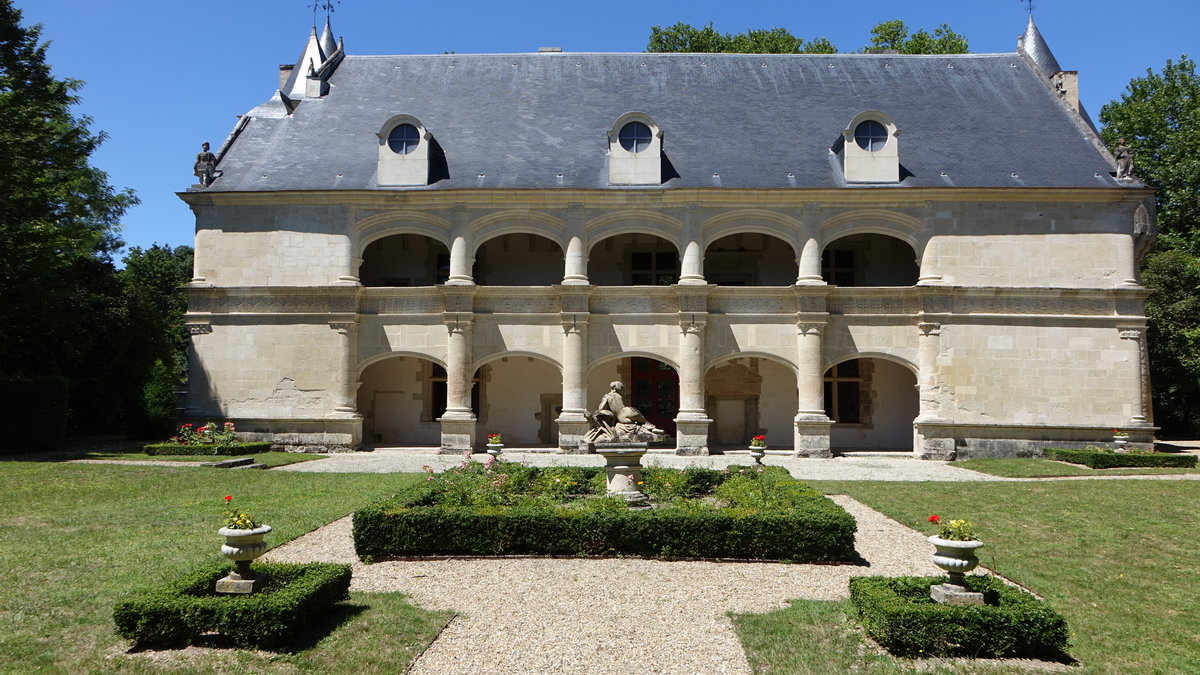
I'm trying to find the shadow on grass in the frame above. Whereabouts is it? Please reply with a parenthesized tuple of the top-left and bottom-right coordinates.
(125, 601, 369, 654)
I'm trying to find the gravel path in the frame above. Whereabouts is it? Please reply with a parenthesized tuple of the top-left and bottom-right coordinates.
(274, 448, 1011, 482)
(264, 496, 953, 675)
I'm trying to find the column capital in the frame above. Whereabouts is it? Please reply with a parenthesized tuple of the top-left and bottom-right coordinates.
(561, 312, 589, 335)
(443, 313, 474, 334)
(1118, 327, 1144, 340)
(797, 321, 826, 336)
(679, 312, 707, 334)
(918, 321, 942, 336)
(185, 322, 212, 336)
(328, 320, 359, 333)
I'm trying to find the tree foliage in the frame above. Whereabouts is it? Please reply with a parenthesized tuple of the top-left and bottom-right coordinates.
(1100, 56, 1200, 255)
(861, 20, 968, 54)
(1100, 56, 1200, 435)
(646, 20, 968, 55)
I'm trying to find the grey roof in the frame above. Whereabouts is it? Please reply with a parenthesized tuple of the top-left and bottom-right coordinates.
(207, 50, 1127, 193)
(1019, 15, 1062, 77)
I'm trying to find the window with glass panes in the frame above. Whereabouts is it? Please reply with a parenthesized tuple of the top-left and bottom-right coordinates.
(630, 250, 678, 285)
(824, 361, 863, 423)
(821, 249, 856, 286)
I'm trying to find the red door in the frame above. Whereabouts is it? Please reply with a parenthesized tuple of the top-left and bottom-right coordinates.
(629, 357, 678, 436)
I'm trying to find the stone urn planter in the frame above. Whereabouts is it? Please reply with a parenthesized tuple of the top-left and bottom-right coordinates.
(928, 535, 985, 604)
(748, 445, 767, 465)
(217, 525, 272, 593)
(1113, 437, 1129, 453)
(486, 443, 504, 458)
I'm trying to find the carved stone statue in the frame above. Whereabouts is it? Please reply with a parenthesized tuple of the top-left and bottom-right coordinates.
(1115, 139, 1134, 181)
(194, 142, 220, 187)
(584, 381, 667, 444)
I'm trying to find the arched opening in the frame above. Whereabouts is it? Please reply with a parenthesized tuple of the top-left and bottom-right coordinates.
(822, 233, 918, 286)
(588, 234, 679, 286)
(705, 357, 796, 450)
(824, 357, 918, 452)
(587, 356, 679, 437)
(705, 233, 797, 286)
(359, 234, 449, 287)
(475, 233, 564, 285)
(477, 355, 562, 446)
(358, 356, 480, 446)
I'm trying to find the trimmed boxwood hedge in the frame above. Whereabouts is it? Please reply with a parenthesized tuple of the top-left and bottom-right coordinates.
(848, 575, 1070, 660)
(113, 560, 351, 649)
(353, 467, 856, 562)
(142, 441, 274, 456)
(1045, 447, 1196, 468)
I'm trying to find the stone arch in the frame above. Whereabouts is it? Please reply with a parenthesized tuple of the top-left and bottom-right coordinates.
(357, 350, 446, 378)
(824, 351, 918, 376)
(588, 231, 681, 286)
(584, 210, 684, 249)
(473, 232, 565, 285)
(705, 351, 797, 376)
(819, 209, 922, 253)
(356, 212, 452, 255)
(469, 211, 567, 254)
(359, 232, 451, 287)
(357, 353, 447, 446)
(587, 350, 680, 373)
(704, 231, 800, 286)
(820, 230, 920, 287)
(472, 350, 562, 374)
(823, 353, 918, 452)
(471, 352, 564, 446)
(704, 354, 798, 450)
(699, 210, 803, 255)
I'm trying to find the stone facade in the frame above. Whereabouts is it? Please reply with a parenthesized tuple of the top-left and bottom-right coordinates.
(180, 21, 1156, 458)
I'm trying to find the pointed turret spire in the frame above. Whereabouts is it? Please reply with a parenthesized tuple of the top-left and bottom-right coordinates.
(1018, 14, 1062, 77)
(282, 26, 325, 99)
(319, 16, 337, 61)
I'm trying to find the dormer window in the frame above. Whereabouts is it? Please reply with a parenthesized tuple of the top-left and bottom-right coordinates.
(387, 124, 421, 155)
(841, 111, 900, 183)
(608, 112, 663, 185)
(377, 115, 431, 186)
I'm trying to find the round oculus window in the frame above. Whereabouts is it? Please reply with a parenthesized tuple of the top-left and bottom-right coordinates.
(854, 120, 888, 152)
(387, 123, 421, 155)
(618, 121, 653, 153)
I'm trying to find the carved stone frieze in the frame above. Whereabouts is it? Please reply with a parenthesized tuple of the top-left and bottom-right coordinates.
(591, 294, 676, 315)
(954, 295, 1112, 316)
(476, 295, 559, 314)
(709, 295, 794, 315)
(795, 294, 827, 314)
(827, 295, 920, 316)
(185, 323, 213, 335)
(1118, 328, 1143, 340)
(362, 294, 444, 314)
(192, 291, 358, 315)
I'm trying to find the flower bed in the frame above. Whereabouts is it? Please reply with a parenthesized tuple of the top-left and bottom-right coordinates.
(848, 575, 1070, 660)
(113, 561, 351, 649)
(1044, 447, 1196, 469)
(353, 461, 856, 562)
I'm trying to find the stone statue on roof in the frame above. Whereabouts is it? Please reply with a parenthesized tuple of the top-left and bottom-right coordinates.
(194, 142, 220, 187)
(1115, 139, 1135, 181)
(584, 381, 667, 444)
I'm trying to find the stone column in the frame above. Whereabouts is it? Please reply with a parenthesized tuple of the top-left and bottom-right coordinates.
(556, 314, 590, 452)
(793, 320, 832, 457)
(446, 204, 474, 285)
(796, 203, 824, 286)
(913, 320, 955, 459)
(678, 204, 706, 285)
(562, 203, 589, 285)
(674, 311, 712, 456)
(438, 314, 476, 452)
(328, 320, 361, 417)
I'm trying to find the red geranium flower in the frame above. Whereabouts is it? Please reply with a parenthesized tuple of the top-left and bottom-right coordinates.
(224, 495, 233, 502)
(928, 515, 941, 523)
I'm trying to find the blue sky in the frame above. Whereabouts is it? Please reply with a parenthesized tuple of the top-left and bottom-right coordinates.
(20, 0, 1198, 257)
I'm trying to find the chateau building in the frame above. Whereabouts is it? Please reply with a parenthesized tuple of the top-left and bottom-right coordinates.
(181, 17, 1156, 457)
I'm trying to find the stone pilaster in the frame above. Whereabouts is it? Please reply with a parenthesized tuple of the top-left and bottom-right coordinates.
(327, 319, 362, 419)
(1118, 325, 1149, 426)
(914, 320, 955, 460)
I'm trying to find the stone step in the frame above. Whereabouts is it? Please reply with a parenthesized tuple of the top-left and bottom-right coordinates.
(231, 463, 268, 470)
(200, 457, 255, 468)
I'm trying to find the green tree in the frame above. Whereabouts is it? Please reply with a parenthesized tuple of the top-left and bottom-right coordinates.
(0, 0, 137, 432)
(862, 20, 968, 54)
(1100, 56, 1200, 435)
(647, 22, 837, 54)
(1099, 56, 1200, 255)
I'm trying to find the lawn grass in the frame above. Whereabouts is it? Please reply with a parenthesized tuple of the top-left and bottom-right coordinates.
(955, 457, 1198, 478)
(0, 461, 448, 673)
(62, 451, 326, 467)
(801, 479, 1200, 675)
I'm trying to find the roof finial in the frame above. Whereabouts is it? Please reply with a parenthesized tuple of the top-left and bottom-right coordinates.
(1022, 0, 1034, 14)
(308, 1, 340, 28)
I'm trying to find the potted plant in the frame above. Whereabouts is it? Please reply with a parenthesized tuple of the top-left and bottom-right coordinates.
(926, 515, 983, 589)
(1113, 429, 1130, 452)
(748, 435, 767, 465)
(485, 433, 504, 458)
(217, 495, 271, 593)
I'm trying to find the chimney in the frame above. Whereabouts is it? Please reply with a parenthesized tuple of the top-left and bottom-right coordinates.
(279, 64, 294, 90)
(1053, 70, 1080, 114)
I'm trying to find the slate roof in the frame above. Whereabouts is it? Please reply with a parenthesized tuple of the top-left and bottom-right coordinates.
(205, 50, 1128, 193)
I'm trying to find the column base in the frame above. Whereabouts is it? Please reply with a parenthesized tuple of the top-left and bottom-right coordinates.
(793, 415, 832, 458)
(795, 276, 826, 286)
(914, 421, 956, 460)
(444, 276, 475, 286)
(561, 276, 590, 286)
(555, 411, 591, 454)
(674, 413, 712, 455)
(438, 412, 476, 453)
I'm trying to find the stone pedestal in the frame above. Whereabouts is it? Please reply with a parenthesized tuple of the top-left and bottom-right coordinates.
(674, 413, 712, 455)
(217, 525, 271, 595)
(555, 412, 591, 454)
(438, 414, 476, 453)
(793, 417, 832, 458)
(592, 442, 650, 505)
(930, 583, 984, 605)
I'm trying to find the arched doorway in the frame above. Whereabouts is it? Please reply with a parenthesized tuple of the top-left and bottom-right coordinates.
(824, 357, 918, 452)
(358, 356, 479, 446)
(705, 233, 797, 286)
(822, 233, 918, 286)
(588, 234, 679, 286)
(359, 233, 449, 286)
(475, 233, 564, 285)
(705, 356, 797, 450)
